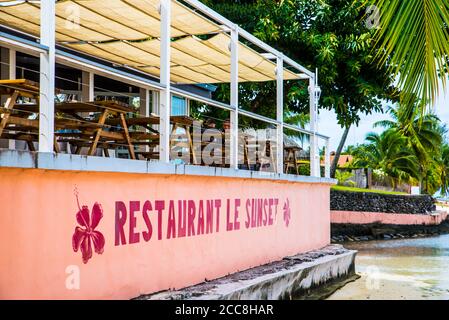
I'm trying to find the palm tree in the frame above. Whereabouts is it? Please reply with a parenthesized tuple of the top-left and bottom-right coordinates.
(374, 105, 443, 192)
(352, 130, 419, 188)
(372, 0, 449, 111)
(437, 143, 449, 196)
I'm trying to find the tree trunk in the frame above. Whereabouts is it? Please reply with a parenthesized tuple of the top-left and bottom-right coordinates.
(330, 125, 351, 179)
(419, 166, 425, 195)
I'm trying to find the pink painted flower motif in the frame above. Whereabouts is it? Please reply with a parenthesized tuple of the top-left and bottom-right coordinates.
(72, 200, 105, 264)
(283, 198, 291, 227)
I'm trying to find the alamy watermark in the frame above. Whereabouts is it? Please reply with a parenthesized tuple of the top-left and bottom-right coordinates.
(65, 5, 81, 31)
(65, 265, 80, 290)
(365, 265, 381, 290)
(169, 121, 281, 171)
(365, 5, 380, 29)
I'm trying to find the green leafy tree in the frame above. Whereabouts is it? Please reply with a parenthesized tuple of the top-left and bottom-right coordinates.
(352, 130, 419, 188)
(374, 105, 443, 193)
(349, 106, 449, 195)
(437, 144, 449, 196)
(201, 0, 398, 177)
(335, 170, 356, 187)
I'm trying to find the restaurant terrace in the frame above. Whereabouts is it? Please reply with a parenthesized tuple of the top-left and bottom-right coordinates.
(0, 0, 330, 176)
(0, 0, 337, 300)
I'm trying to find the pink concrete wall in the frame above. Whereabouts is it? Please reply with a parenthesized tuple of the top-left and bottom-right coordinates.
(0, 168, 331, 299)
(331, 210, 448, 226)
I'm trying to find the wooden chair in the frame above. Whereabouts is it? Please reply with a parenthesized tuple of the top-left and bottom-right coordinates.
(284, 146, 301, 175)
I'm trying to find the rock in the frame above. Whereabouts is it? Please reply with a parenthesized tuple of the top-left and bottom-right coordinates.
(330, 190, 435, 214)
(383, 234, 392, 240)
(372, 228, 395, 236)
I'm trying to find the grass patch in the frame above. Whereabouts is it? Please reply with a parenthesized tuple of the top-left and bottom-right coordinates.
(331, 185, 408, 195)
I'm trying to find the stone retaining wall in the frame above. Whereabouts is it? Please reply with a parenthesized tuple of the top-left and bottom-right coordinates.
(330, 190, 435, 214)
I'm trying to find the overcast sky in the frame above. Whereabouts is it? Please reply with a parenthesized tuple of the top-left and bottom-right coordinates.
(318, 87, 449, 151)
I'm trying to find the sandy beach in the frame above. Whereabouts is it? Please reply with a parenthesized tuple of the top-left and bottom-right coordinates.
(328, 273, 446, 300)
(327, 235, 449, 300)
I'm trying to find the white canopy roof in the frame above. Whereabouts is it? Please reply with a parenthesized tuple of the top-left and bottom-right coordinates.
(0, 0, 303, 84)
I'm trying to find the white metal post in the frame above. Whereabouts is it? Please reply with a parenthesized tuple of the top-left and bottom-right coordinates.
(276, 56, 284, 174)
(325, 137, 330, 178)
(8, 49, 15, 80)
(230, 27, 239, 169)
(89, 72, 94, 100)
(139, 88, 150, 152)
(39, 0, 56, 153)
(8, 49, 16, 150)
(140, 88, 150, 116)
(309, 77, 319, 177)
(81, 71, 94, 101)
(159, 0, 171, 163)
(152, 90, 160, 115)
(0, 48, 17, 150)
(151, 90, 160, 136)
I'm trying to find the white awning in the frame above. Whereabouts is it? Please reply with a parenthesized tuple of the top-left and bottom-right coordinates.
(0, 0, 303, 84)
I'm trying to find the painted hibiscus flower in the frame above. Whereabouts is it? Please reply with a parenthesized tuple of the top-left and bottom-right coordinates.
(72, 201, 105, 264)
(283, 198, 291, 227)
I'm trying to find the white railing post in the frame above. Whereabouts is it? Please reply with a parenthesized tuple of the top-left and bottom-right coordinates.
(9, 49, 15, 80)
(309, 77, 319, 177)
(152, 90, 160, 114)
(325, 138, 330, 178)
(276, 55, 284, 174)
(230, 26, 239, 169)
(139, 88, 150, 152)
(81, 71, 94, 101)
(159, 0, 171, 163)
(89, 72, 94, 100)
(39, 0, 56, 153)
(8, 49, 16, 150)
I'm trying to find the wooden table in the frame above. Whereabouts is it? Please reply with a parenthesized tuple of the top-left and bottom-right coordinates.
(109, 115, 203, 163)
(0, 79, 43, 151)
(0, 82, 138, 158)
(5, 100, 137, 158)
(0, 80, 260, 166)
(55, 101, 136, 159)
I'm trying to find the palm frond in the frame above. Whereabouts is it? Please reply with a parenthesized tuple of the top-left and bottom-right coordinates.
(373, 0, 449, 111)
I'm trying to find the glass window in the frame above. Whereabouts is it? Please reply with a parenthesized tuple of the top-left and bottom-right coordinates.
(172, 95, 187, 116)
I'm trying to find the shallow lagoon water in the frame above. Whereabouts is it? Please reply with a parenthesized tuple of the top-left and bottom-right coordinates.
(328, 235, 449, 300)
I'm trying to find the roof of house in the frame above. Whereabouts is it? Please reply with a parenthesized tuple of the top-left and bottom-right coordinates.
(331, 154, 353, 167)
